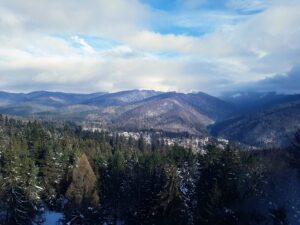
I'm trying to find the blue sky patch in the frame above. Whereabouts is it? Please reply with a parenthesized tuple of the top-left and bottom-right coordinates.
(52, 34, 121, 50)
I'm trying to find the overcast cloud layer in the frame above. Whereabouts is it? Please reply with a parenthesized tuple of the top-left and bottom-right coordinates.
(0, 0, 300, 95)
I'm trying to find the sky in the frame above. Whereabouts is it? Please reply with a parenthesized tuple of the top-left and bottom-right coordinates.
(0, 0, 300, 95)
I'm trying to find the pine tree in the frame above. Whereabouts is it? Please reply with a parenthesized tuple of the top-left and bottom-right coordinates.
(0, 138, 40, 225)
(138, 134, 146, 152)
(195, 146, 241, 225)
(101, 150, 125, 223)
(179, 161, 199, 225)
(155, 165, 188, 225)
(39, 144, 65, 206)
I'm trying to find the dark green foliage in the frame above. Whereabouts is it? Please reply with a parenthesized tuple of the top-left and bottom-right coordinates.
(270, 207, 289, 225)
(0, 137, 40, 225)
(195, 146, 241, 225)
(0, 115, 299, 225)
(155, 165, 188, 225)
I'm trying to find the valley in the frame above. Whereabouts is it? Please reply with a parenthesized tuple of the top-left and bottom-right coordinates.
(1, 90, 299, 148)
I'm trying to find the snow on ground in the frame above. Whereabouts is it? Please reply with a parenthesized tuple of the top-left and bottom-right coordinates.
(43, 210, 64, 225)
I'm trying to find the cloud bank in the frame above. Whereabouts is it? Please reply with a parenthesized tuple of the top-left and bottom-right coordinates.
(239, 66, 300, 94)
(0, 0, 300, 94)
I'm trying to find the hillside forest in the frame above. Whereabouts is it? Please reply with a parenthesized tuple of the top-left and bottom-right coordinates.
(0, 115, 300, 225)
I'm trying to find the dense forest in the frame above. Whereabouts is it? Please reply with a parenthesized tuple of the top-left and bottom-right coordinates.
(0, 115, 299, 225)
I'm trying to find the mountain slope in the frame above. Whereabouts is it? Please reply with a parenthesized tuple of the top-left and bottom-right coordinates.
(211, 95, 300, 147)
(182, 92, 236, 120)
(0, 91, 106, 109)
(84, 90, 161, 107)
(221, 91, 289, 114)
(24, 91, 106, 105)
(112, 92, 235, 134)
(0, 90, 237, 135)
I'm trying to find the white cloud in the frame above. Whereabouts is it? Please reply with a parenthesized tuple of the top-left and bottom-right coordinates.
(0, 0, 299, 94)
(0, 0, 151, 38)
(71, 36, 96, 55)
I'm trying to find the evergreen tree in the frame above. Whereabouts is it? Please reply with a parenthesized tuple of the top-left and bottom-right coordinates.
(155, 165, 188, 225)
(195, 146, 241, 225)
(138, 134, 146, 152)
(39, 144, 65, 206)
(0, 138, 40, 225)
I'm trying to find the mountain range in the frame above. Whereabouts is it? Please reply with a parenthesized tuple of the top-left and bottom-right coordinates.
(212, 92, 300, 148)
(0, 90, 299, 148)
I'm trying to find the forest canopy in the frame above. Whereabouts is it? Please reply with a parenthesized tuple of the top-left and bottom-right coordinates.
(0, 115, 299, 225)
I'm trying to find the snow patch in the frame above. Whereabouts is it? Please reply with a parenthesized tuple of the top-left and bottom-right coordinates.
(43, 210, 64, 225)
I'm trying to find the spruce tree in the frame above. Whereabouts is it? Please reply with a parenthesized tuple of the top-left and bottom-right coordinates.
(40, 144, 65, 206)
(0, 138, 40, 225)
(195, 146, 241, 225)
(155, 165, 188, 225)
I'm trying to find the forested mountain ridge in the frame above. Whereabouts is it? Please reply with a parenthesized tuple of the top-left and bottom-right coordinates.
(0, 91, 107, 107)
(112, 93, 215, 135)
(0, 90, 235, 135)
(0, 115, 300, 224)
(1, 90, 300, 148)
(83, 89, 161, 106)
(213, 93, 300, 147)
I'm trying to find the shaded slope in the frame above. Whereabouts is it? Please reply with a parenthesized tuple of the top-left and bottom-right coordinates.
(211, 97, 300, 147)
